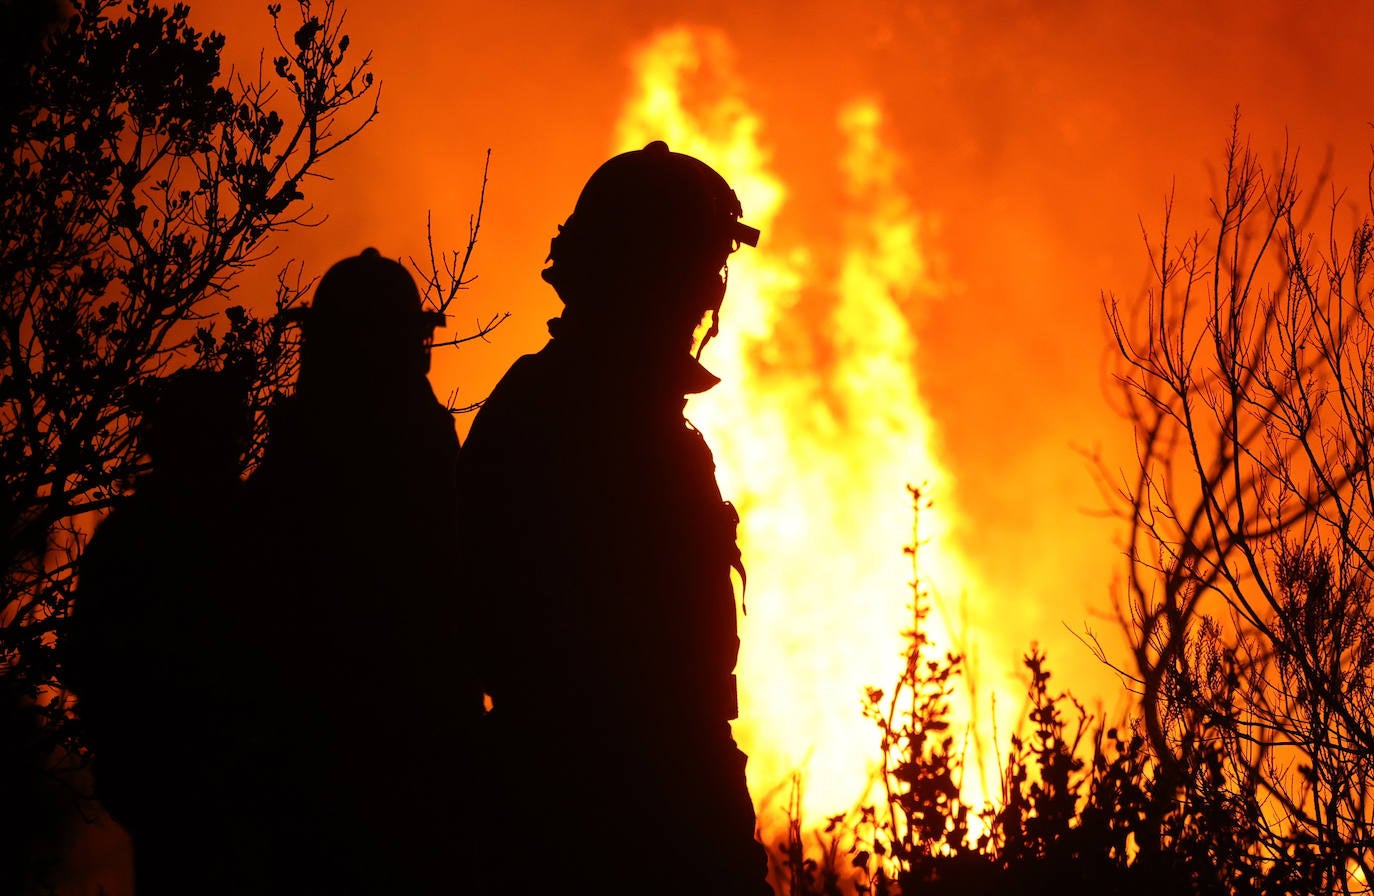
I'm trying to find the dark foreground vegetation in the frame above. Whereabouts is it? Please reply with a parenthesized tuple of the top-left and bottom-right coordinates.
(4, 0, 1374, 893)
(774, 490, 1300, 896)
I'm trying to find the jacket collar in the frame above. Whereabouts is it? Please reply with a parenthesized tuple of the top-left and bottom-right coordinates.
(545, 317, 720, 397)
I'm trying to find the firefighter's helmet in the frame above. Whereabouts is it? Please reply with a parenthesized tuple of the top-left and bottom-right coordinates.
(542, 141, 759, 302)
(284, 248, 446, 381)
(289, 248, 445, 340)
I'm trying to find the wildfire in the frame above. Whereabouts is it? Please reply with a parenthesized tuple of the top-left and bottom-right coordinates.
(614, 27, 989, 829)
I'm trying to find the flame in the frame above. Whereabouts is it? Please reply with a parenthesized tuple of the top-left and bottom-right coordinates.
(615, 27, 988, 827)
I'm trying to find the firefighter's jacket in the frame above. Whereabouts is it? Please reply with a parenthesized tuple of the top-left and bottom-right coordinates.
(459, 333, 745, 740)
(459, 329, 771, 896)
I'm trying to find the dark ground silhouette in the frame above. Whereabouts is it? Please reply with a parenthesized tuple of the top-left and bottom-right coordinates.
(457, 140, 771, 895)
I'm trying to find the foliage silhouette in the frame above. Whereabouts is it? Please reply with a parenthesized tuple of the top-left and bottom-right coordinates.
(777, 484, 1289, 896)
(0, 0, 499, 889)
(1101, 113, 1374, 892)
(1, 0, 377, 726)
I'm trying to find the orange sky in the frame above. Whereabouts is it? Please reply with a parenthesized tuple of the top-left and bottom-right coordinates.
(55, 0, 1374, 890)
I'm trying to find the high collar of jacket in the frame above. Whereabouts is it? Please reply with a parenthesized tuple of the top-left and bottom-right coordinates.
(544, 316, 721, 398)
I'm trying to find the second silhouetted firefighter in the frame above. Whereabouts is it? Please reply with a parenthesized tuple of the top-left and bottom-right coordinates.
(244, 248, 473, 896)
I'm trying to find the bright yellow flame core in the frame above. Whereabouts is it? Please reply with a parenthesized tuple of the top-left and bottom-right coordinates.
(616, 27, 982, 828)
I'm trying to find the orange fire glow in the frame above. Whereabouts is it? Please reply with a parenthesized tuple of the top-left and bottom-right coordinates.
(613, 26, 1009, 826)
(54, 3, 1374, 893)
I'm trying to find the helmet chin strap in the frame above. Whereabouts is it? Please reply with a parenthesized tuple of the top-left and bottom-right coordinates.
(694, 309, 718, 361)
(693, 267, 728, 361)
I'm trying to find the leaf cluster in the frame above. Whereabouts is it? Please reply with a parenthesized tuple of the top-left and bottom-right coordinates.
(0, 0, 375, 736)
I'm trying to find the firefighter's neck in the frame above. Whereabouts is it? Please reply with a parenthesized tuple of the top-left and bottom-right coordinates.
(550, 307, 715, 395)
(561, 315, 691, 356)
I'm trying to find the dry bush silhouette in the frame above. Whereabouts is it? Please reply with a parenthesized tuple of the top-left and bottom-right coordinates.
(776, 485, 1282, 896)
(1099, 113, 1374, 893)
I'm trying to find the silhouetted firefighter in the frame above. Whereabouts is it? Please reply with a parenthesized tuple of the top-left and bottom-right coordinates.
(459, 141, 771, 895)
(243, 249, 472, 895)
(62, 367, 257, 895)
